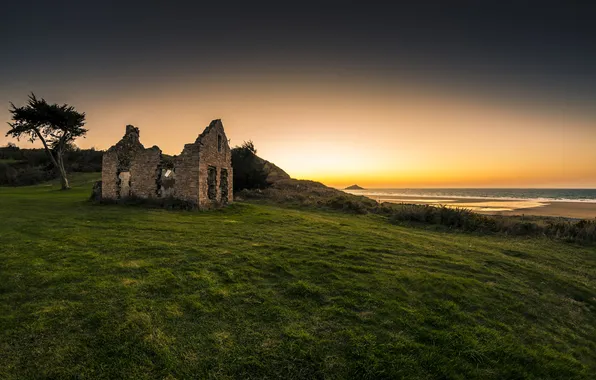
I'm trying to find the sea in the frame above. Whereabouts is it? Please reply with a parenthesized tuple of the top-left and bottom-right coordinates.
(343, 188, 596, 203)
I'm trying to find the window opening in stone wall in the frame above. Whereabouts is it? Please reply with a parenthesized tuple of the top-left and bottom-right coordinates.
(208, 166, 217, 200)
(217, 134, 222, 152)
(220, 168, 228, 204)
(159, 169, 176, 198)
(118, 171, 131, 198)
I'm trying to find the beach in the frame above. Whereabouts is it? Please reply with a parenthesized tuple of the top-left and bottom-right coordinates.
(348, 193, 596, 219)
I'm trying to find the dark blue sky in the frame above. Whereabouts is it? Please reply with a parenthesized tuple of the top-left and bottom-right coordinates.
(2, 1, 596, 107)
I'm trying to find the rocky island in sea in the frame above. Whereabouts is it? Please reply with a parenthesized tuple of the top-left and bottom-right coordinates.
(345, 184, 365, 190)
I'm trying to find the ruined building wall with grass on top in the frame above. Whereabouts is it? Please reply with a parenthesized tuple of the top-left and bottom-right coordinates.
(101, 119, 233, 209)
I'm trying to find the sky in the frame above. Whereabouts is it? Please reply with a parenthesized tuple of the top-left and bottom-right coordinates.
(1, 1, 595, 188)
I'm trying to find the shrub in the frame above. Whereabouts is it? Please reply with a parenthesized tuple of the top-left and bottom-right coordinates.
(0, 147, 102, 186)
(388, 203, 596, 243)
(15, 166, 55, 185)
(65, 148, 103, 172)
(0, 163, 55, 186)
(325, 195, 375, 214)
(94, 194, 202, 211)
(231, 146, 269, 192)
(0, 163, 18, 185)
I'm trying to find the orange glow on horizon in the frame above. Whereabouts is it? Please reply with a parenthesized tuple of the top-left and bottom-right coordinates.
(2, 74, 595, 188)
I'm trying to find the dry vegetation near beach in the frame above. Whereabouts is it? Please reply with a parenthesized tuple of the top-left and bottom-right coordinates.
(239, 179, 596, 243)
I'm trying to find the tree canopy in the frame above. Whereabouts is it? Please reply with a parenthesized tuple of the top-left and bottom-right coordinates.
(6, 93, 87, 189)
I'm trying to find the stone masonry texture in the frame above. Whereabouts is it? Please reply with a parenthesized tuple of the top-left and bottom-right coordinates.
(101, 120, 233, 209)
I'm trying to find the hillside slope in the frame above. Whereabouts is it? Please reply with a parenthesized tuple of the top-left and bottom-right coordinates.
(231, 148, 291, 192)
(0, 177, 595, 379)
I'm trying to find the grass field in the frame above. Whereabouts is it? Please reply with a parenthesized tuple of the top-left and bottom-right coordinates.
(1, 174, 595, 379)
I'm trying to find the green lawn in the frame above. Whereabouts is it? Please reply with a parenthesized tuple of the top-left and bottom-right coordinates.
(1, 175, 595, 379)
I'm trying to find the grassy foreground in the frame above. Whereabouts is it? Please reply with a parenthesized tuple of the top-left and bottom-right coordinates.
(1, 175, 595, 379)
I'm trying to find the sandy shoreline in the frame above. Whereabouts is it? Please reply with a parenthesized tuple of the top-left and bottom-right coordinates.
(353, 194, 596, 219)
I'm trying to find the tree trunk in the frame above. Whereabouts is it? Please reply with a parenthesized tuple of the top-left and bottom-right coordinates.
(57, 153, 70, 190)
(34, 130, 70, 190)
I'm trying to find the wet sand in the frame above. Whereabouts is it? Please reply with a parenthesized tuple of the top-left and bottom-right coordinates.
(361, 194, 596, 219)
(495, 202, 596, 219)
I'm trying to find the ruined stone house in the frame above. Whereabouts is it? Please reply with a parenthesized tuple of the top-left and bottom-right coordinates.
(101, 119, 233, 208)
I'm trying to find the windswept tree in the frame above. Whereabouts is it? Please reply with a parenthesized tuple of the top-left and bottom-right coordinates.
(240, 140, 257, 155)
(6, 93, 87, 190)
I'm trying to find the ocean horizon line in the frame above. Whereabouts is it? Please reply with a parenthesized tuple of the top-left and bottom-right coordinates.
(342, 188, 596, 203)
(339, 187, 596, 190)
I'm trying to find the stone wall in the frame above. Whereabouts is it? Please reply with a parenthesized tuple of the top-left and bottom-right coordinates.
(173, 143, 200, 203)
(130, 147, 161, 199)
(196, 120, 233, 209)
(101, 150, 119, 199)
(101, 125, 145, 200)
(101, 120, 233, 209)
